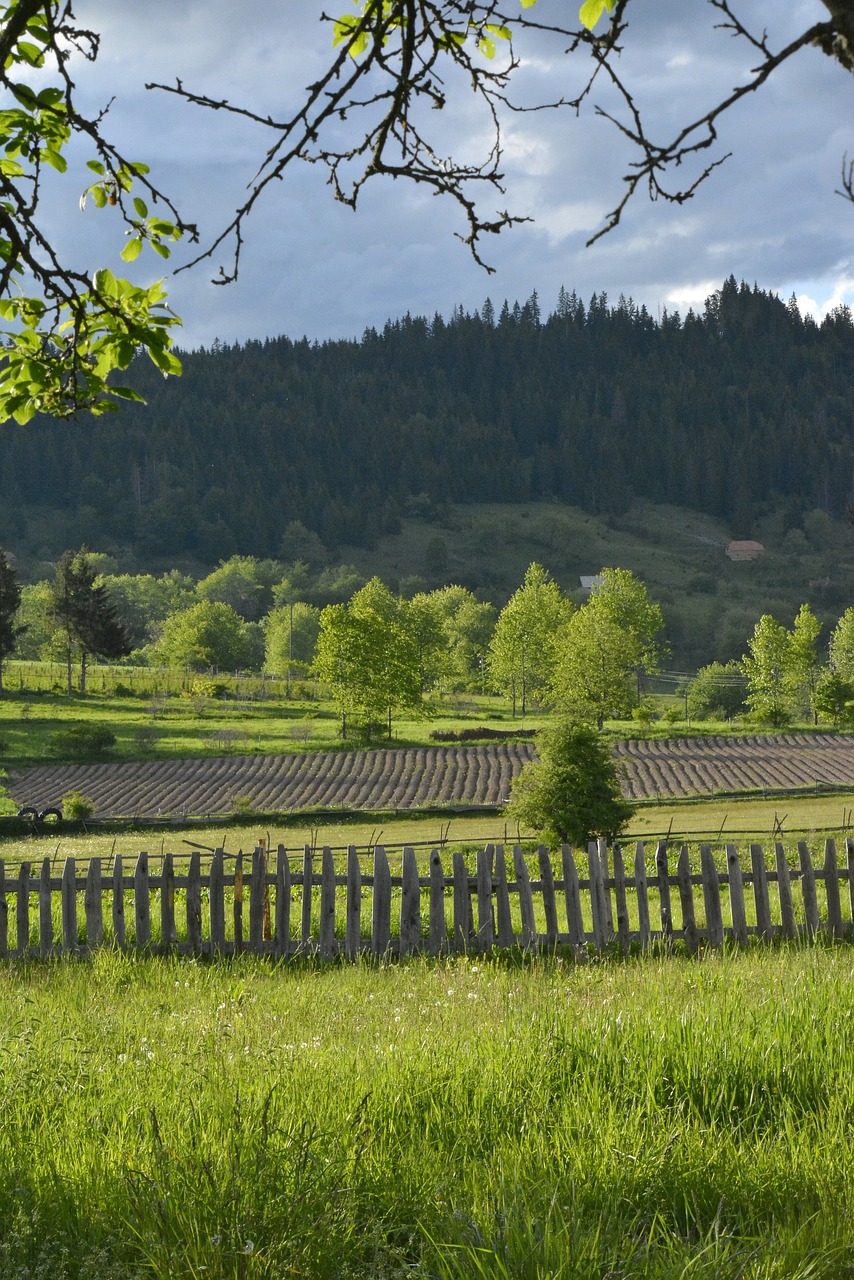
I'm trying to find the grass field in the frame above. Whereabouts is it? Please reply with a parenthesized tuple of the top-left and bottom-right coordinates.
(0, 945, 851, 1278)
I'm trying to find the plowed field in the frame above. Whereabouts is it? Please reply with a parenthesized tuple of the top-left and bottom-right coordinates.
(6, 734, 854, 820)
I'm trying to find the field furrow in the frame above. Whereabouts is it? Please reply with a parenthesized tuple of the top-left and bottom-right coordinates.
(7, 734, 854, 819)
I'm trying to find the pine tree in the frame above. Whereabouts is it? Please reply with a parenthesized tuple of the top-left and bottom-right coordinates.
(52, 549, 131, 694)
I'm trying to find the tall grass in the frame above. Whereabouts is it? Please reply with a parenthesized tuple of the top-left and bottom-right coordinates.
(0, 946, 852, 1277)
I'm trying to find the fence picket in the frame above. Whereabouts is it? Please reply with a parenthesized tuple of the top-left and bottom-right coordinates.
(775, 843, 797, 939)
(750, 844, 772, 940)
(0, 859, 7, 959)
(726, 844, 748, 944)
(824, 840, 843, 938)
(186, 851, 202, 954)
(798, 841, 820, 937)
(635, 843, 651, 948)
(134, 852, 150, 950)
(494, 845, 514, 949)
(513, 846, 536, 949)
(539, 845, 558, 947)
(372, 845, 391, 956)
(4, 838, 852, 965)
(700, 844, 723, 948)
(319, 847, 336, 958)
(612, 843, 630, 954)
(599, 840, 614, 937)
(161, 853, 176, 950)
(677, 845, 698, 954)
(429, 849, 446, 954)
(62, 858, 77, 953)
(400, 846, 421, 956)
(16, 862, 29, 955)
(209, 850, 225, 953)
(561, 846, 585, 950)
(656, 841, 672, 940)
(300, 848, 313, 950)
(85, 858, 103, 950)
(275, 846, 291, 958)
(39, 857, 52, 957)
(249, 847, 266, 951)
(346, 846, 362, 959)
(476, 845, 495, 952)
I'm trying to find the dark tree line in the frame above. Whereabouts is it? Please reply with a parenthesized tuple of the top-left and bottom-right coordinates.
(1, 278, 852, 564)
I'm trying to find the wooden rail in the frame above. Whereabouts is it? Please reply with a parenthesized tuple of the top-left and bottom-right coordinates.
(1, 837, 853, 959)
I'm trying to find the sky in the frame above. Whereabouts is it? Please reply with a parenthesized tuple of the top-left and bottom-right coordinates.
(51, 0, 854, 349)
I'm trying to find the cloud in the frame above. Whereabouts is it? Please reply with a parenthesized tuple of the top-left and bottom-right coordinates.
(52, 1, 854, 346)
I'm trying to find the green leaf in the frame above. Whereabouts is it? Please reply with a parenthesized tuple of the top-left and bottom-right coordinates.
(484, 24, 511, 40)
(120, 237, 143, 263)
(478, 35, 496, 58)
(579, 0, 613, 30)
(519, 0, 538, 7)
(91, 186, 107, 208)
(132, 196, 148, 219)
(42, 148, 67, 173)
(109, 386, 146, 403)
(86, 159, 105, 175)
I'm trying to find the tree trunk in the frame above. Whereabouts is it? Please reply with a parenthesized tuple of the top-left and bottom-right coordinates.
(80, 649, 87, 696)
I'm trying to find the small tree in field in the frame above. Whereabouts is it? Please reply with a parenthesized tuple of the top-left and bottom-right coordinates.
(507, 719, 635, 848)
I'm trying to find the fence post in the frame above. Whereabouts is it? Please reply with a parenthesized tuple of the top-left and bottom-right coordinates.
(161, 853, 176, 950)
(16, 862, 29, 956)
(319, 847, 336, 958)
(677, 845, 698, 955)
(275, 846, 291, 959)
(561, 846, 585, 951)
(634, 843, 650, 949)
(134, 852, 150, 950)
(372, 845, 391, 956)
(186, 850, 202, 954)
(700, 844, 723, 949)
(750, 844, 772, 940)
(494, 845, 514, 949)
(249, 846, 267, 951)
(798, 841, 819, 938)
(429, 849, 447, 955)
(210, 849, 227, 953)
(612, 843, 630, 954)
(824, 839, 843, 939)
(400, 846, 421, 956)
(726, 844, 748, 945)
(61, 857, 77, 954)
(85, 858, 103, 950)
(586, 842, 606, 952)
(775, 843, 797, 939)
(346, 845, 362, 959)
(39, 856, 52, 957)
(513, 846, 536, 950)
(300, 848, 314, 951)
(656, 841, 672, 940)
(0, 859, 7, 959)
(539, 846, 558, 948)
(599, 839, 614, 938)
(232, 852, 244, 953)
(476, 846, 495, 952)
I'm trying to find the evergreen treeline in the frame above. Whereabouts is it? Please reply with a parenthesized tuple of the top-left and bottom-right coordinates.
(2, 277, 852, 562)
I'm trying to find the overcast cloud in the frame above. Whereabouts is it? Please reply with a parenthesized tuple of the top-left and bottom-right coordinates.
(55, 1, 854, 347)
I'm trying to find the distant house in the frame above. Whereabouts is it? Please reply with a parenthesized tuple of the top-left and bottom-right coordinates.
(580, 575, 605, 592)
(726, 540, 765, 562)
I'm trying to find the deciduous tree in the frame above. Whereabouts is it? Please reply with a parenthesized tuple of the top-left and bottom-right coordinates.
(488, 563, 572, 716)
(153, 600, 256, 673)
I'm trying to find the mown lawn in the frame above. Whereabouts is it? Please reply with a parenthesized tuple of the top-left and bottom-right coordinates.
(0, 945, 851, 1278)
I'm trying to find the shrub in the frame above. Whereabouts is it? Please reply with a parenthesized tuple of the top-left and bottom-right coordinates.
(507, 719, 635, 847)
(430, 726, 536, 742)
(61, 790, 96, 820)
(48, 724, 116, 758)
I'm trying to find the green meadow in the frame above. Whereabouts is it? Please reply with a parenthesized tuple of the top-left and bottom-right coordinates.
(0, 946, 851, 1279)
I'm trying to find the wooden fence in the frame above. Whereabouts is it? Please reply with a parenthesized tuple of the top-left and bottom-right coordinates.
(1, 838, 853, 960)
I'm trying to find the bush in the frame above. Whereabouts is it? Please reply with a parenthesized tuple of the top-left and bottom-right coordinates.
(48, 724, 116, 758)
(61, 790, 96, 820)
(507, 719, 635, 847)
(430, 726, 536, 742)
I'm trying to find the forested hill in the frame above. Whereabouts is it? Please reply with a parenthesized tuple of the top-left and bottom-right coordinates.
(2, 276, 853, 564)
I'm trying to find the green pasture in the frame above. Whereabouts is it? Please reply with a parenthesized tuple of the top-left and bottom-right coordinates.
(0, 946, 852, 1278)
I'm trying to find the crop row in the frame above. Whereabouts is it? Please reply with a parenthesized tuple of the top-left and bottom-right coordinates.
(7, 735, 854, 819)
